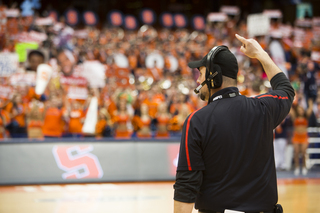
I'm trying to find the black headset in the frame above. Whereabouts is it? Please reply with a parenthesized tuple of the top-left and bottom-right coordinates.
(205, 45, 228, 89)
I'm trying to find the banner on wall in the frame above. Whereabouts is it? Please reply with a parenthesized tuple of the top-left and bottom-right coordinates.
(140, 8, 156, 25)
(48, 10, 59, 22)
(173, 13, 188, 28)
(0, 141, 180, 184)
(83, 10, 99, 26)
(108, 10, 124, 27)
(191, 15, 205, 31)
(64, 9, 79, 26)
(124, 15, 138, 30)
(160, 12, 174, 28)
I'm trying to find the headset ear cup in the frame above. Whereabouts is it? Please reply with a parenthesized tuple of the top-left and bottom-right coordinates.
(212, 64, 222, 89)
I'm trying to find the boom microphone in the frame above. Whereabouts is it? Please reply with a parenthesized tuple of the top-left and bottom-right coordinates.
(194, 71, 218, 94)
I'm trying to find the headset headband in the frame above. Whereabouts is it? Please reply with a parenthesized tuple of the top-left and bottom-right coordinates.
(206, 46, 228, 73)
(206, 46, 228, 88)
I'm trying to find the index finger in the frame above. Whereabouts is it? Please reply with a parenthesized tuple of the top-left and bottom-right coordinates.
(235, 34, 247, 44)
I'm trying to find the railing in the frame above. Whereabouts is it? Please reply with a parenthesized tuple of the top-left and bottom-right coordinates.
(307, 127, 320, 168)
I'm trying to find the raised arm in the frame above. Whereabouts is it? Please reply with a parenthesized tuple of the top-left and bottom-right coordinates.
(235, 34, 283, 81)
(306, 98, 314, 118)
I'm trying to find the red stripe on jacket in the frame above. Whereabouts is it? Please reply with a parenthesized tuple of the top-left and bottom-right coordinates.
(185, 109, 200, 171)
(257, 94, 288, 99)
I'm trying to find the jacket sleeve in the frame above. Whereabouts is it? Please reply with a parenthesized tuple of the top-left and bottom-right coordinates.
(174, 170, 203, 203)
(255, 72, 295, 128)
(177, 112, 205, 171)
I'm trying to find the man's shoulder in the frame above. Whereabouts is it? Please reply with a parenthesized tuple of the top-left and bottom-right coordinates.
(186, 105, 211, 123)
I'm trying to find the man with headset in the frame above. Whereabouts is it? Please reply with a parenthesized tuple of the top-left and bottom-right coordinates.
(173, 34, 294, 213)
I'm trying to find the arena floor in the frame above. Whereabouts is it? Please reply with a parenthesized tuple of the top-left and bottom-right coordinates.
(1, 169, 320, 213)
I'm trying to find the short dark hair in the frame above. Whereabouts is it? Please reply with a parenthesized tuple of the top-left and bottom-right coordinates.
(28, 50, 45, 60)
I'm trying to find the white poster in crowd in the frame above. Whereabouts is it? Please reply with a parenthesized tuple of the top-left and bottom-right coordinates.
(0, 85, 12, 99)
(16, 31, 48, 44)
(220, 6, 240, 16)
(113, 53, 129, 68)
(82, 97, 98, 134)
(146, 52, 164, 69)
(247, 14, 270, 38)
(167, 55, 179, 72)
(262, 10, 282, 19)
(311, 51, 320, 62)
(269, 40, 288, 77)
(82, 60, 106, 88)
(67, 86, 88, 100)
(0, 53, 19, 76)
(35, 17, 55, 26)
(35, 64, 53, 95)
(10, 72, 36, 86)
(59, 76, 88, 100)
(5, 9, 19, 17)
(207, 12, 228, 22)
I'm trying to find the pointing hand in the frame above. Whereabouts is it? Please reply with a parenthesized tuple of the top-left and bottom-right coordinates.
(235, 34, 266, 59)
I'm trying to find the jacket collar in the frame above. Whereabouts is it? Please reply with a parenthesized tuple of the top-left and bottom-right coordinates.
(209, 87, 239, 102)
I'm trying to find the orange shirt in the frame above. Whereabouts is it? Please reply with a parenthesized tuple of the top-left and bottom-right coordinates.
(168, 115, 183, 132)
(95, 119, 107, 136)
(28, 120, 43, 128)
(115, 114, 129, 124)
(143, 94, 165, 118)
(1, 110, 10, 125)
(157, 116, 170, 125)
(5, 102, 27, 127)
(128, 55, 138, 69)
(25, 87, 42, 102)
(42, 107, 63, 137)
(170, 103, 194, 115)
(14, 104, 26, 127)
(132, 115, 143, 131)
(141, 117, 151, 127)
(294, 117, 308, 127)
(68, 109, 84, 134)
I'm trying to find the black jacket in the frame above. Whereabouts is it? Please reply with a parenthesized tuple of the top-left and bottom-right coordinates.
(174, 73, 295, 212)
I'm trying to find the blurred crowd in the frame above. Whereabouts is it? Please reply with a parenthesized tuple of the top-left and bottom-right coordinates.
(0, 7, 319, 142)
